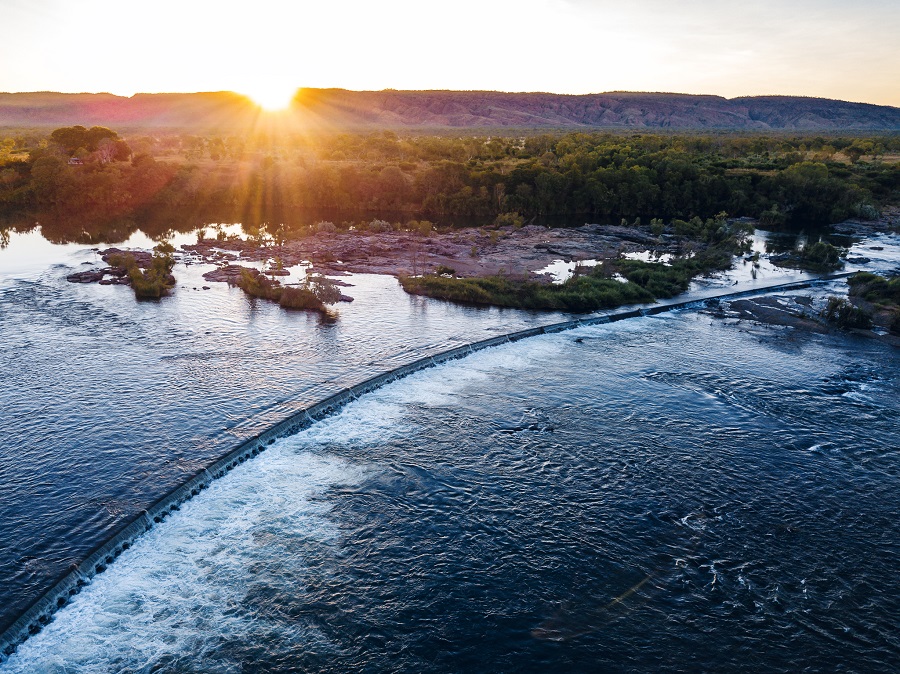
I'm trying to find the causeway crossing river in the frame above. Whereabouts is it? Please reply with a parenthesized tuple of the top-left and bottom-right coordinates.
(1, 227, 899, 671)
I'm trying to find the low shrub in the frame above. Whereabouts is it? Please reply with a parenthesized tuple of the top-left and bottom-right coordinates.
(797, 241, 844, 272)
(234, 268, 339, 312)
(113, 242, 176, 299)
(493, 212, 525, 229)
(848, 272, 900, 305)
(821, 296, 873, 330)
(854, 203, 880, 221)
(315, 221, 337, 233)
(366, 219, 395, 233)
(279, 286, 323, 310)
(406, 220, 433, 236)
(235, 268, 282, 301)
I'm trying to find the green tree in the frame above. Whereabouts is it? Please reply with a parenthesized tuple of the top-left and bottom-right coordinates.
(49, 126, 119, 155)
(29, 155, 68, 203)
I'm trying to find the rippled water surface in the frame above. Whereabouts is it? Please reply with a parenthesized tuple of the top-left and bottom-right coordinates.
(1, 227, 899, 672)
(0, 229, 574, 635)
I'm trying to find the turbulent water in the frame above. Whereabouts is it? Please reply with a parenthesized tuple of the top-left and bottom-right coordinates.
(1, 227, 899, 671)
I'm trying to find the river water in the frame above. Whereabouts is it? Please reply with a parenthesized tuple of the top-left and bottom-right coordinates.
(1, 225, 899, 671)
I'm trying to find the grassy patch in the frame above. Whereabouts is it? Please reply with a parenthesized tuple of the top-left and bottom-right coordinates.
(400, 272, 654, 312)
(610, 246, 735, 299)
(401, 229, 747, 313)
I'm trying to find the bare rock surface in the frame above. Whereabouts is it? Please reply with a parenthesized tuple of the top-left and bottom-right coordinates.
(183, 223, 677, 281)
(830, 206, 900, 237)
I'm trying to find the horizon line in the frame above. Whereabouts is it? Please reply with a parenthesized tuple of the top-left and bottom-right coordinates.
(0, 88, 896, 110)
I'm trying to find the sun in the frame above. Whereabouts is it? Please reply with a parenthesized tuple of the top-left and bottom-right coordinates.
(245, 85, 298, 112)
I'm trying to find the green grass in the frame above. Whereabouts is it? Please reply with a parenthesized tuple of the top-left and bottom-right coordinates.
(400, 242, 741, 313)
(401, 272, 654, 312)
(611, 246, 735, 298)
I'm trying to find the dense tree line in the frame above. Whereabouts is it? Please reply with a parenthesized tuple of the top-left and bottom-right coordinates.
(1, 128, 898, 231)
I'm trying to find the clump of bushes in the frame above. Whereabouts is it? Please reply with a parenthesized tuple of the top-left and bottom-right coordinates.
(366, 219, 395, 233)
(493, 212, 525, 229)
(854, 203, 880, 220)
(278, 286, 328, 310)
(235, 269, 282, 301)
(670, 212, 754, 248)
(758, 205, 787, 228)
(821, 296, 873, 330)
(847, 272, 900, 335)
(772, 240, 846, 273)
(405, 219, 433, 236)
(798, 241, 845, 271)
(848, 272, 900, 305)
(108, 242, 176, 299)
(314, 221, 337, 233)
(234, 268, 341, 312)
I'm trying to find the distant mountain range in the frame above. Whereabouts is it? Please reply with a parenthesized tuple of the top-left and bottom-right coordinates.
(2, 89, 899, 131)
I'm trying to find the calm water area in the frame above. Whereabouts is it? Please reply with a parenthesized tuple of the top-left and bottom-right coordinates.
(1, 222, 899, 671)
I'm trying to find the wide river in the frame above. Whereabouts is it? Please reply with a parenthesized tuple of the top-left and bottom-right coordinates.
(1, 225, 898, 672)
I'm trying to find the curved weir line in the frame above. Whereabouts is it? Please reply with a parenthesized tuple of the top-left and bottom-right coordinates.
(0, 272, 853, 662)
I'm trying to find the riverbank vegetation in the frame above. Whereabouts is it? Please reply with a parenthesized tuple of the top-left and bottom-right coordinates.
(820, 273, 900, 334)
(821, 297, 873, 330)
(847, 272, 900, 334)
(400, 271, 655, 312)
(401, 214, 752, 311)
(1, 128, 899, 241)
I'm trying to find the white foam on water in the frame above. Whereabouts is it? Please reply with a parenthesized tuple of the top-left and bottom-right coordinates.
(4, 439, 370, 673)
(374, 333, 571, 408)
(300, 398, 409, 446)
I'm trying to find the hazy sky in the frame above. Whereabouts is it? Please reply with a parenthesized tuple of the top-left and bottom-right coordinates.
(1, 0, 898, 108)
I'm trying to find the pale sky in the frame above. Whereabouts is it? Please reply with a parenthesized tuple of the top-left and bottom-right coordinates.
(1, 0, 898, 108)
